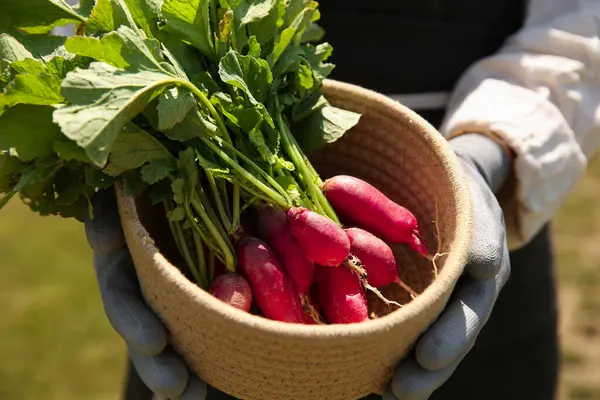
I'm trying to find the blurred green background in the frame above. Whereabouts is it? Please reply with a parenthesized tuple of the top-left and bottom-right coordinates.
(1, 158, 600, 400)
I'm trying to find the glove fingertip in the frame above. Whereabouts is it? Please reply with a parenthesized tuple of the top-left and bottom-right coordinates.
(130, 347, 190, 398)
(414, 341, 445, 372)
(179, 376, 208, 400)
(85, 189, 126, 255)
(129, 325, 169, 356)
(381, 386, 398, 400)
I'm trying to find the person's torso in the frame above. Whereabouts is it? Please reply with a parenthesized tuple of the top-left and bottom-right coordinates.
(317, 0, 526, 108)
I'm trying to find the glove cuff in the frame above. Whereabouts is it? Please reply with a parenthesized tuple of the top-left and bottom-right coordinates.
(448, 132, 514, 195)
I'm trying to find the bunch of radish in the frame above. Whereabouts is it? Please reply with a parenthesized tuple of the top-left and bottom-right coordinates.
(208, 175, 430, 325)
(0, 0, 435, 326)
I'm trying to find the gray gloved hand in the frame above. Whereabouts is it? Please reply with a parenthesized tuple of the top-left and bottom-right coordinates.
(384, 133, 513, 400)
(85, 189, 207, 400)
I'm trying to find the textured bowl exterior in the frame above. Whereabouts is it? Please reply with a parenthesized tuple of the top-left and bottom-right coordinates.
(116, 79, 474, 400)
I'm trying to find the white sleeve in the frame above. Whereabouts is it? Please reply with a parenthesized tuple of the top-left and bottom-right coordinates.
(440, 0, 600, 250)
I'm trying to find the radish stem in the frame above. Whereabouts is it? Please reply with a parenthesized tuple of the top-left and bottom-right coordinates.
(190, 194, 235, 272)
(181, 79, 241, 235)
(274, 97, 339, 223)
(208, 248, 216, 285)
(199, 136, 289, 208)
(206, 169, 232, 231)
(192, 230, 208, 288)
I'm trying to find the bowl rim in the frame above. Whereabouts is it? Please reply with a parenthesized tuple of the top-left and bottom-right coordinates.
(116, 78, 475, 339)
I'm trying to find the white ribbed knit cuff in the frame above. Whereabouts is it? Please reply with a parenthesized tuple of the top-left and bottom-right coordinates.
(441, 79, 587, 249)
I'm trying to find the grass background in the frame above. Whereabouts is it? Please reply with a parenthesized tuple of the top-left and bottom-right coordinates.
(1, 158, 600, 400)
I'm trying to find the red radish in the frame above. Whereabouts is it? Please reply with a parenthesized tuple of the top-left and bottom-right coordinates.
(286, 206, 350, 267)
(323, 175, 429, 256)
(345, 227, 398, 288)
(236, 235, 308, 323)
(209, 272, 253, 312)
(257, 206, 315, 295)
(315, 265, 369, 324)
(345, 228, 419, 297)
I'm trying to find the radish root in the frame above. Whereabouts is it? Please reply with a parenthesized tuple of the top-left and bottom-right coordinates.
(344, 256, 403, 309)
(301, 294, 326, 325)
(425, 203, 449, 278)
(395, 278, 419, 299)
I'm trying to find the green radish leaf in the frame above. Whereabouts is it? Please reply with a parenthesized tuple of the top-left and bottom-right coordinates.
(160, 41, 190, 79)
(246, 36, 261, 57)
(282, 0, 308, 25)
(65, 26, 166, 72)
(53, 62, 180, 167)
(248, 126, 276, 165)
(149, 181, 173, 204)
(268, 2, 317, 66)
(122, 0, 164, 38)
(0, 70, 64, 108)
(0, 105, 63, 162)
(1, 0, 85, 34)
(144, 103, 217, 142)
(210, 92, 262, 133)
(0, 60, 13, 91)
(274, 173, 302, 205)
(46, 56, 91, 77)
(65, 35, 132, 69)
(209, 92, 276, 165)
(216, 9, 234, 57)
(85, 168, 115, 190)
(159, 33, 205, 80)
(0, 56, 89, 110)
(0, 152, 26, 193)
(303, 42, 333, 82)
(217, 9, 234, 42)
(245, 0, 283, 51)
(103, 123, 173, 176)
(9, 59, 47, 74)
(291, 90, 327, 122)
(239, 0, 278, 25)
(217, 51, 277, 165)
(176, 147, 198, 196)
(195, 151, 230, 177)
(193, 71, 221, 96)
(300, 23, 325, 43)
(74, 0, 96, 19)
(218, 50, 272, 104)
(141, 158, 177, 184)
(13, 162, 57, 192)
(17, 162, 89, 222)
(157, 87, 196, 130)
(53, 166, 85, 206)
(224, 0, 279, 51)
(171, 177, 185, 204)
(0, 33, 69, 63)
(0, 34, 34, 63)
(167, 206, 186, 221)
(272, 46, 303, 77)
(121, 170, 147, 197)
(293, 61, 313, 90)
(86, 0, 138, 35)
(53, 138, 90, 162)
(292, 102, 361, 153)
(168, 111, 217, 141)
(161, 0, 214, 58)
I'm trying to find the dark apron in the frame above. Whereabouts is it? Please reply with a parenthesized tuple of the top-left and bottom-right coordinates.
(123, 1, 559, 399)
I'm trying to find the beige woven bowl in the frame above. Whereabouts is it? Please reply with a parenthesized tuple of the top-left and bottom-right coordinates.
(115, 79, 474, 400)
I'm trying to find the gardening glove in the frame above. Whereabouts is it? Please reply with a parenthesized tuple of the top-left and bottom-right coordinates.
(384, 133, 512, 400)
(85, 188, 207, 400)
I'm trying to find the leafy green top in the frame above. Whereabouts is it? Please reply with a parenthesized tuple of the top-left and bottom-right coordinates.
(0, 0, 361, 247)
